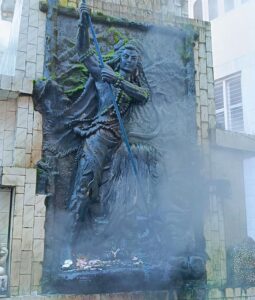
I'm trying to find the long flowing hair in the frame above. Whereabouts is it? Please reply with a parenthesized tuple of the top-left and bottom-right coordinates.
(105, 41, 160, 141)
(106, 42, 150, 92)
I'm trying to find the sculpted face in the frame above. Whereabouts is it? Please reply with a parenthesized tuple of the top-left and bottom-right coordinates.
(120, 48, 139, 74)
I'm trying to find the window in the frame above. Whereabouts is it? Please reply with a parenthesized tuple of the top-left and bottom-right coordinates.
(224, 0, 234, 12)
(193, 0, 203, 20)
(208, 0, 218, 20)
(0, 188, 12, 298)
(214, 73, 244, 133)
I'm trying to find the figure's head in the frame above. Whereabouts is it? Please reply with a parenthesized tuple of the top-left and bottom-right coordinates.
(108, 40, 143, 76)
(107, 39, 149, 87)
(120, 47, 139, 74)
(119, 40, 143, 75)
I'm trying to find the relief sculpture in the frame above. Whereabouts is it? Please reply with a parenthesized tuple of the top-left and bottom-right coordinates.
(33, 2, 206, 294)
(64, 3, 152, 266)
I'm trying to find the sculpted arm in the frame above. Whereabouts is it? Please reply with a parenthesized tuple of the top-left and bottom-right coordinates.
(101, 67, 150, 104)
(117, 79, 150, 104)
(76, 3, 101, 80)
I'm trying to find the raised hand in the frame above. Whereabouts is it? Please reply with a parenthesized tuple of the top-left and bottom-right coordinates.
(79, 2, 90, 18)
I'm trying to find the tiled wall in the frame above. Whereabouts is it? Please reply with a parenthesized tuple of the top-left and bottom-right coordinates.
(0, 0, 46, 296)
(0, 188, 11, 246)
(59, 0, 188, 20)
(0, 96, 43, 168)
(208, 287, 255, 299)
(0, 98, 16, 167)
(192, 22, 215, 144)
(204, 193, 227, 287)
(0, 94, 44, 296)
(1, 167, 46, 296)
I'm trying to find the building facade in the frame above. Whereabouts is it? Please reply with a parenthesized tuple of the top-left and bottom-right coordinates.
(2, 0, 255, 299)
(189, 0, 255, 298)
(189, 0, 255, 134)
(199, 0, 255, 245)
(0, 0, 46, 297)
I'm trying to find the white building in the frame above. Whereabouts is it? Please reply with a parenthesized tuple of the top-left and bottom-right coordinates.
(189, 0, 255, 134)
(188, 0, 255, 240)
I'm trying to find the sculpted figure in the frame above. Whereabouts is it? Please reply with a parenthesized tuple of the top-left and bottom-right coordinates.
(33, 1, 153, 267)
(60, 3, 150, 263)
(32, 3, 207, 287)
(33, 3, 207, 288)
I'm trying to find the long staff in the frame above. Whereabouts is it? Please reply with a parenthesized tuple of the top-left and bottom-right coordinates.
(81, 0, 138, 176)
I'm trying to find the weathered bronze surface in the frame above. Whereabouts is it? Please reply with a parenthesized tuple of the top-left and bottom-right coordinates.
(34, 4, 206, 296)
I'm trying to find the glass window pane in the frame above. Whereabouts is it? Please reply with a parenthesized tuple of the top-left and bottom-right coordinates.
(230, 106, 244, 132)
(227, 76, 242, 106)
(224, 0, 235, 12)
(216, 111, 225, 129)
(215, 72, 243, 133)
(208, 0, 218, 20)
(214, 81, 224, 110)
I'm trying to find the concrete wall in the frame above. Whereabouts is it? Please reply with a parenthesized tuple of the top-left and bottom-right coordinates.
(244, 156, 255, 240)
(204, 128, 255, 294)
(207, 2, 255, 291)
